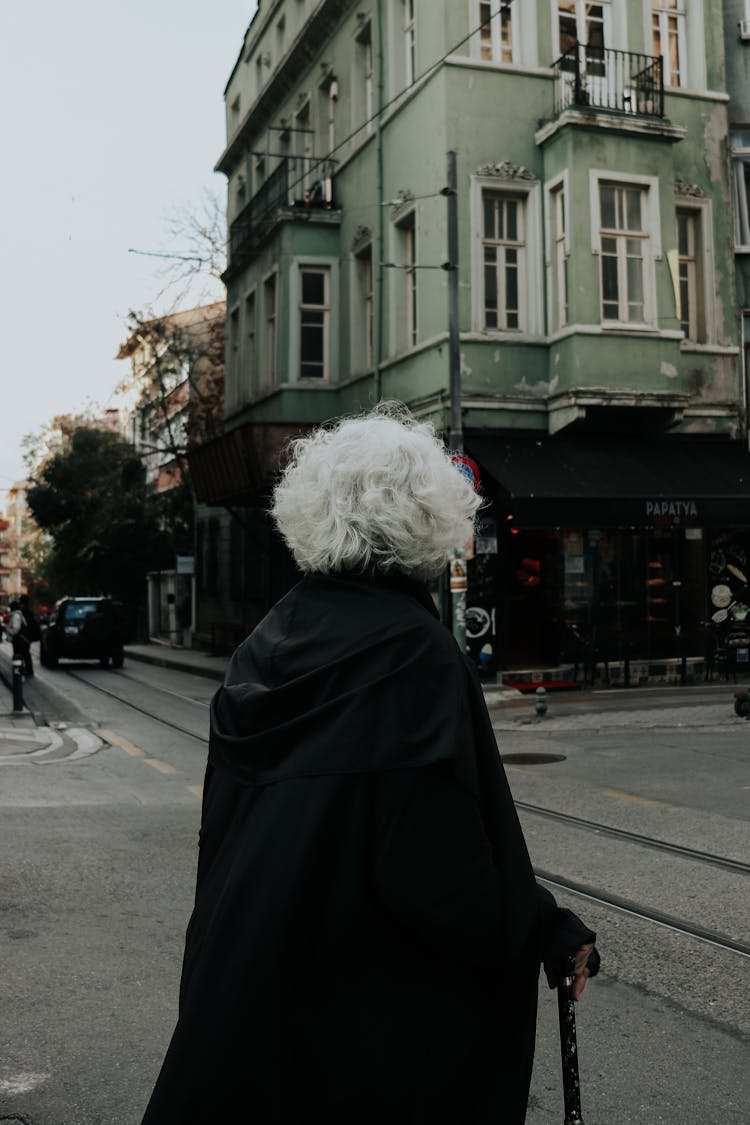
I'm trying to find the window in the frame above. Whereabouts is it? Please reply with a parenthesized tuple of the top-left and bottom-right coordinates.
(677, 209, 697, 340)
(731, 131, 750, 250)
(354, 243, 374, 370)
(393, 211, 417, 349)
(404, 0, 416, 86)
(244, 292, 256, 399)
(318, 73, 336, 157)
(354, 19, 374, 134)
(550, 183, 568, 330)
(556, 0, 609, 58)
(556, 1, 610, 93)
(598, 183, 651, 323)
(263, 274, 277, 387)
(482, 191, 525, 331)
(478, 1, 514, 63)
(294, 97, 313, 192)
(651, 1, 686, 88)
(675, 199, 714, 344)
(228, 307, 240, 397)
(299, 267, 330, 379)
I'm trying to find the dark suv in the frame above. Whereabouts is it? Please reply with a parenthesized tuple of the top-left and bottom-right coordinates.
(40, 597, 125, 669)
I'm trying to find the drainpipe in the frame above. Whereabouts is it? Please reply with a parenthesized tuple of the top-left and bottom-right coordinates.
(374, 0, 385, 402)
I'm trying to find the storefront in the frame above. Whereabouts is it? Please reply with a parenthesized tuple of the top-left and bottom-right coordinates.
(465, 435, 750, 675)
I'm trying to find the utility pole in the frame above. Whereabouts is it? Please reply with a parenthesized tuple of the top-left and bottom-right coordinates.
(445, 150, 467, 652)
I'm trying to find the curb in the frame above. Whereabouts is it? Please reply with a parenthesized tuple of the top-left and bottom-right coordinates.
(123, 647, 226, 682)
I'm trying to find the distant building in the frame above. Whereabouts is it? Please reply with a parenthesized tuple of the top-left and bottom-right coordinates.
(193, 0, 750, 676)
(117, 301, 226, 646)
(1, 482, 32, 599)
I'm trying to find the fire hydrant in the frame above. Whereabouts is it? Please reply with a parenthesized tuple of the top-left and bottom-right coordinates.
(535, 686, 548, 718)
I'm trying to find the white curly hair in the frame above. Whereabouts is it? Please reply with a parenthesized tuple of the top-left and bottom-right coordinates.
(270, 404, 481, 580)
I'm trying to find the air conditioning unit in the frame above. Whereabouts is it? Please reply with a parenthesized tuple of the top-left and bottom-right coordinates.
(740, 18, 750, 40)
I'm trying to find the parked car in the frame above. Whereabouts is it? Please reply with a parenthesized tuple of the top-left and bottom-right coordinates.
(40, 597, 125, 669)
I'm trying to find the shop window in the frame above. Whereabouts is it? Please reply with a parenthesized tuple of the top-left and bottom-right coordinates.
(651, 0, 686, 89)
(230, 518, 244, 602)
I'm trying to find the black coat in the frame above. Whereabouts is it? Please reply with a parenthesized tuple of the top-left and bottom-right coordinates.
(141, 573, 594, 1124)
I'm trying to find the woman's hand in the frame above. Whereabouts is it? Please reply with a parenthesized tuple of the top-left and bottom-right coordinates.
(570, 942, 596, 1001)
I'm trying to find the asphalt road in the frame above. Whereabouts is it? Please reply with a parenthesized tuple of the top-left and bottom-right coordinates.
(0, 643, 747, 1124)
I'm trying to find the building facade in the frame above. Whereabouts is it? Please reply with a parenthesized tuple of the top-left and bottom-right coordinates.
(118, 302, 226, 646)
(194, 0, 750, 675)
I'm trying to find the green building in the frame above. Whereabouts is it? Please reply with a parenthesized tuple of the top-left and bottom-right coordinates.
(191, 0, 750, 681)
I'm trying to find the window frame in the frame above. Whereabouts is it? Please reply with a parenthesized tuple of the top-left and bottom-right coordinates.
(731, 131, 750, 252)
(243, 288, 257, 402)
(390, 208, 418, 354)
(404, 0, 416, 87)
(352, 18, 374, 139)
(298, 265, 331, 381)
(261, 270, 278, 390)
(288, 257, 339, 383)
(545, 172, 570, 333)
(475, 0, 516, 65)
(674, 194, 716, 345)
(650, 0, 687, 89)
(589, 170, 661, 329)
(352, 241, 375, 373)
(470, 174, 543, 337)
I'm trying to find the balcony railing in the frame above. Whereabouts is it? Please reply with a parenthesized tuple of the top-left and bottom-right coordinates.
(228, 156, 338, 273)
(553, 44, 664, 119)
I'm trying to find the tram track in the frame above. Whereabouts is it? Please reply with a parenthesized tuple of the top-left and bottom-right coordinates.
(64, 669, 209, 744)
(536, 870, 750, 959)
(61, 668, 749, 959)
(516, 800, 750, 875)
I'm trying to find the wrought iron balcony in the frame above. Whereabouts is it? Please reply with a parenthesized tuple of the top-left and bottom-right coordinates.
(553, 44, 664, 119)
(228, 157, 338, 275)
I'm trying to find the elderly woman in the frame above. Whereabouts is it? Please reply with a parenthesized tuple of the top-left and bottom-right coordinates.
(141, 406, 598, 1125)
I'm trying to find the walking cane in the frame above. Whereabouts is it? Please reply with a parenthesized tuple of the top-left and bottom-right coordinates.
(557, 953, 584, 1125)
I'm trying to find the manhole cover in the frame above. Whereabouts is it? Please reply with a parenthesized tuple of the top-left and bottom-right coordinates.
(501, 753, 567, 765)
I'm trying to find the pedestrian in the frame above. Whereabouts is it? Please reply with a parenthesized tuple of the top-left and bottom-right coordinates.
(140, 405, 599, 1125)
(7, 596, 36, 677)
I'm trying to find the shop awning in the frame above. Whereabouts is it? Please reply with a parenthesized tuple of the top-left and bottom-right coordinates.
(188, 421, 314, 506)
(466, 435, 750, 528)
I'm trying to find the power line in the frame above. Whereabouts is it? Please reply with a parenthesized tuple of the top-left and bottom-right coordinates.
(249, 2, 519, 209)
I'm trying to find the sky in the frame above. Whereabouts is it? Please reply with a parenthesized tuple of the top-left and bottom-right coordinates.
(0, 0, 258, 496)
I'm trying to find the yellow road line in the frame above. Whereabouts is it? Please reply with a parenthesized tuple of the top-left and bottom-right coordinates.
(187, 785, 203, 799)
(602, 788, 666, 808)
(100, 729, 145, 757)
(144, 758, 178, 775)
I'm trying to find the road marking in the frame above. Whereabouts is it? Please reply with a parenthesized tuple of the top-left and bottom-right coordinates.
(187, 784, 203, 799)
(0, 1070, 50, 1095)
(602, 788, 666, 808)
(101, 729, 145, 757)
(144, 757, 178, 775)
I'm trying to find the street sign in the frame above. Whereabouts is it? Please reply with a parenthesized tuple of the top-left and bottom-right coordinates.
(451, 454, 481, 491)
(176, 555, 195, 575)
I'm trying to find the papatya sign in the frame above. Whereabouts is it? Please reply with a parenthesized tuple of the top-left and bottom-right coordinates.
(646, 500, 698, 519)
